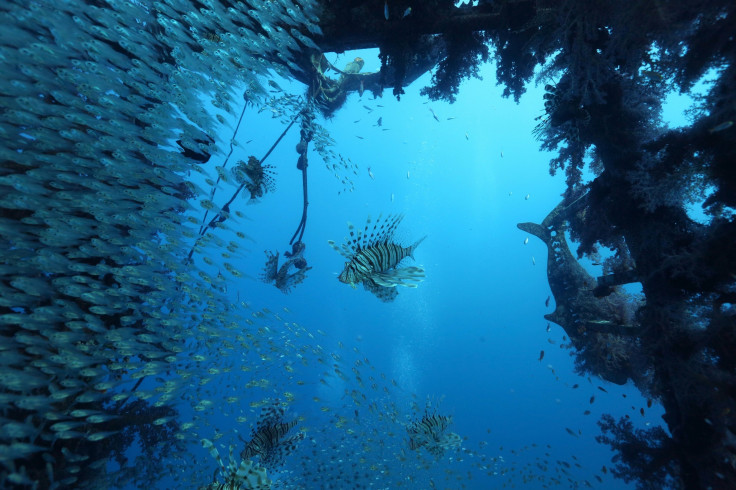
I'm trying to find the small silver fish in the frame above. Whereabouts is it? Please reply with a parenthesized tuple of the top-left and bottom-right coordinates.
(429, 107, 439, 121)
(500, 151, 504, 158)
(368, 167, 374, 180)
(384, 0, 389, 19)
(402, 7, 411, 18)
(465, 132, 469, 140)
(532, 256, 536, 265)
(525, 194, 530, 200)
(407, 171, 410, 179)
(709, 121, 733, 133)
(524, 237, 529, 244)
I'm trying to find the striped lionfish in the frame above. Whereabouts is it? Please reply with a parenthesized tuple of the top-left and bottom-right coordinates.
(261, 243, 311, 294)
(406, 411, 462, 456)
(201, 439, 271, 490)
(239, 403, 305, 468)
(234, 156, 276, 200)
(328, 214, 426, 302)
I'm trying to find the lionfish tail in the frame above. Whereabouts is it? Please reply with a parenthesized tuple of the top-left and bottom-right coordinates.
(408, 235, 427, 259)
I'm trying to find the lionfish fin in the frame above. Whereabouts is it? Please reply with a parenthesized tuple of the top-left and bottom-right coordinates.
(359, 213, 404, 249)
(372, 266, 425, 288)
(263, 431, 305, 466)
(202, 438, 224, 470)
(261, 251, 279, 282)
(276, 266, 311, 294)
(256, 403, 284, 430)
(362, 278, 399, 302)
(327, 239, 354, 259)
(408, 235, 427, 259)
(333, 214, 406, 257)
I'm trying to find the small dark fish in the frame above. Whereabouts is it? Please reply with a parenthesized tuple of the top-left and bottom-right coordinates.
(545, 296, 550, 307)
(354, 120, 360, 123)
(647, 399, 652, 408)
(640, 408, 645, 416)
(602, 465, 607, 474)
(363, 105, 372, 111)
(358, 80, 365, 97)
(589, 396, 595, 404)
(546, 323, 551, 332)
(429, 107, 439, 122)
(583, 410, 591, 415)
(377, 117, 382, 127)
(572, 384, 579, 389)
(356, 136, 364, 139)
(565, 427, 578, 437)
(595, 475, 603, 483)
(538, 350, 544, 361)
(246, 139, 253, 144)
(597, 386, 607, 393)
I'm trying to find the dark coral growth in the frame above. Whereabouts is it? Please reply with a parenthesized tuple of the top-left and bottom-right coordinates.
(596, 414, 679, 489)
(503, 0, 736, 487)
(420, 30, 491, 103)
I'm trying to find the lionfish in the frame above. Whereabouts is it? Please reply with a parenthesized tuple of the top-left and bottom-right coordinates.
(261, 242, 310, 293)
(201, 439, 271, 490)
(328, 214, 426, 302)
(406, 411, 462, 456)
(239, 403, 304, 468)
(234, 156, 276, 200)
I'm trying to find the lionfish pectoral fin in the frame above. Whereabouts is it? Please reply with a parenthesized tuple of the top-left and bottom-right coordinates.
(373, 267, 425, 287)
(362, 279, 399, 302)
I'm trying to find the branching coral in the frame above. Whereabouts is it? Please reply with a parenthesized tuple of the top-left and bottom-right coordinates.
(420, 29, 491, 103)
(596, 414, 679, 489)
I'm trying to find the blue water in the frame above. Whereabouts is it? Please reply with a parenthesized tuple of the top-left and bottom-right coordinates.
(166, 51, 671, 489)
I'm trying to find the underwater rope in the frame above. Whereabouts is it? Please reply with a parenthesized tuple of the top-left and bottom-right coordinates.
(290, 107, 314, 246)
(186, 106, 303, 262)
(198, 91, 252, 236)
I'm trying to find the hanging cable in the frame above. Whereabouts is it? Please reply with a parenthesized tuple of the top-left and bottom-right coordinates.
(186, 105, 303, 262)
(290, 106, 314, 246)
(198, 91, 250, 236)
